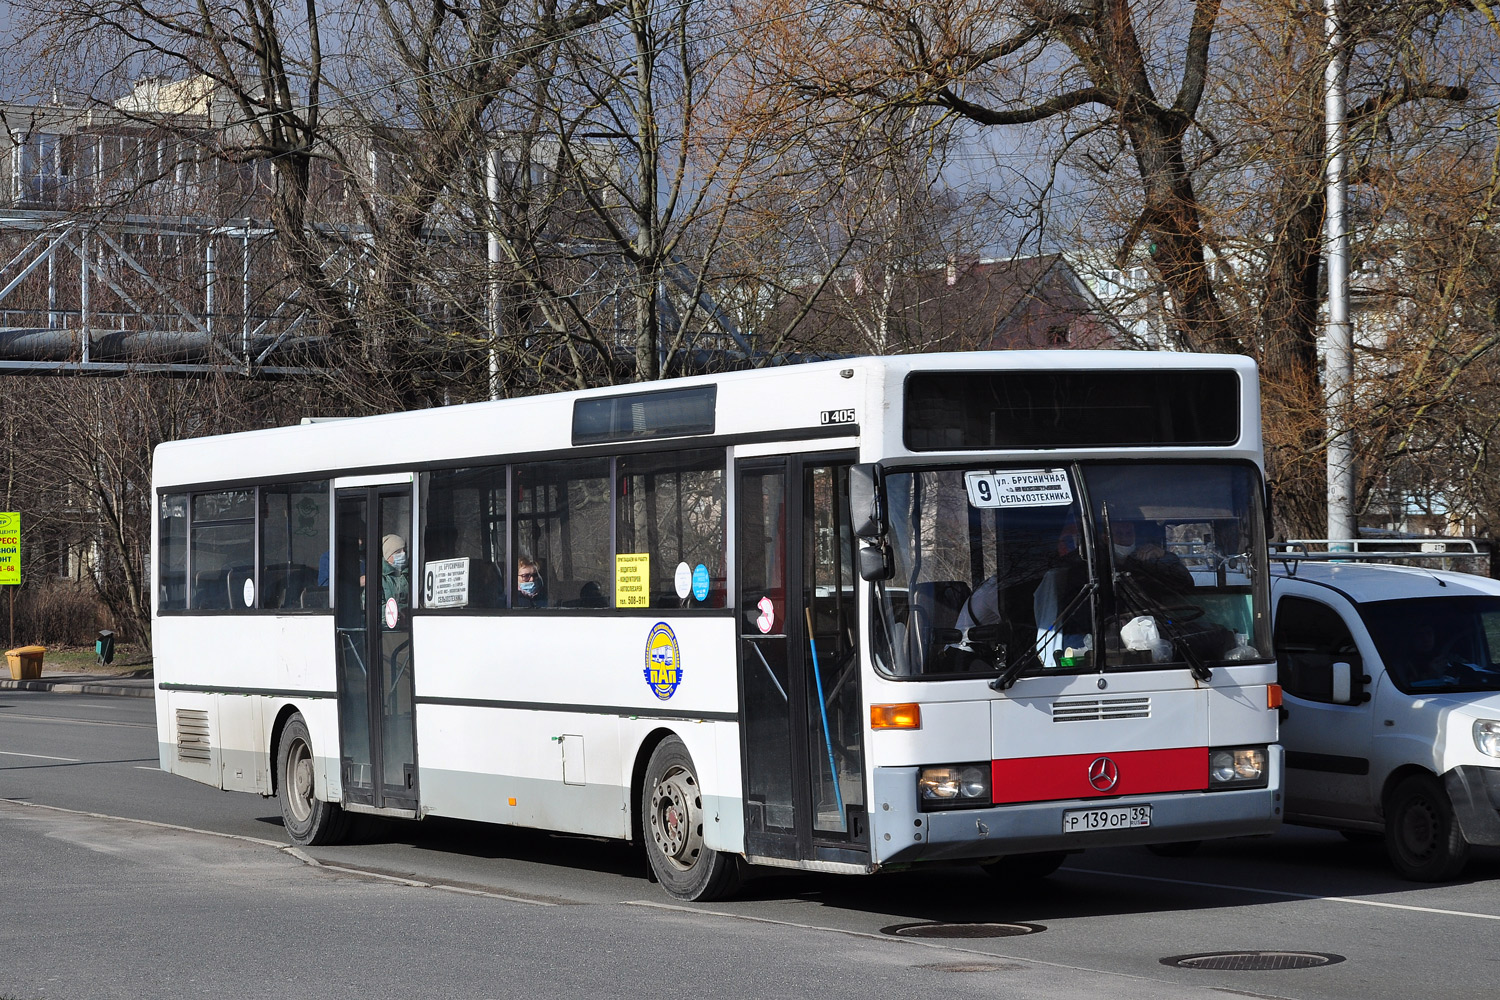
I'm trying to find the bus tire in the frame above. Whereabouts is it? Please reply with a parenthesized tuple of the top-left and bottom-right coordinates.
(981, 851, 1066, 882)
(277, 713, 349, 846)
(1384, 774, 1469, 882)
(641, 737, 740, 901)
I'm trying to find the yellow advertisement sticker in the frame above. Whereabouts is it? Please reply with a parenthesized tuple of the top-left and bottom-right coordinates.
(615, 553, 650, 608)
(0, 512, 19, 586)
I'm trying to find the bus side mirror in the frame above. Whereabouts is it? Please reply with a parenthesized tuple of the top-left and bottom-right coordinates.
(857, 542, 892, 582)
(849, 463, 885, 538)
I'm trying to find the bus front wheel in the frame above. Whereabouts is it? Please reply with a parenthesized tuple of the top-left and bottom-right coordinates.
(641, 737, 740, 901)
(277, 713, 350, 846)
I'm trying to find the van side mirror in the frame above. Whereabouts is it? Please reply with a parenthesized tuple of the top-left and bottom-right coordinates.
(1331, 661, 1353, 703)
(849, 463, 884, 539)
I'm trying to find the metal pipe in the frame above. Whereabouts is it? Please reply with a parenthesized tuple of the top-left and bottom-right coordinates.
(1324, 0, 1356, 548)
(80, 229, 90, 364)
(485, 149, 503, 401)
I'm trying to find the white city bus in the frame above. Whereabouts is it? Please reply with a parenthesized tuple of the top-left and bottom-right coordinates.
(152, 351, 1283, 900)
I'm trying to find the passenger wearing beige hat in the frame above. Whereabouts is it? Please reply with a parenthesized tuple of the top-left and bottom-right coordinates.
(380, 533, 410, 624)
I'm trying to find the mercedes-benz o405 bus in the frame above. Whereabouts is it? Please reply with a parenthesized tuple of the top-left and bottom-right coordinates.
(152, 352, 1283, 900)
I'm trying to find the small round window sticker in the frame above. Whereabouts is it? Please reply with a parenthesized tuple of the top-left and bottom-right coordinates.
(384, 597, 400, 629)
(674, 561, 692, 600)
(692, 563, 710, 602)
(756, 596, 775, 634)
(242, 578, 255, 608)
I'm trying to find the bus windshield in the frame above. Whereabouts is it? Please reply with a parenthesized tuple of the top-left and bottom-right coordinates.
(872, 462, 1269, 679)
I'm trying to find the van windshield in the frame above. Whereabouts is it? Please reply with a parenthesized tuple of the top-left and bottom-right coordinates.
(1360, 596, 1500, 694)
(870, 461, 1270, 679)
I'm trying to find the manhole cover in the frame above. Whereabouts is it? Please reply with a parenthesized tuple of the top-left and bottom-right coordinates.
(883, 921, 1043, 939)
(1163, 951, 1345, 971)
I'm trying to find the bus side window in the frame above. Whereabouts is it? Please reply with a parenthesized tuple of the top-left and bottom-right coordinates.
(158, 493, 188, 611)
(515, 458, 612, 609)
(260, 481, 330, 610)
(422, 466, 507, 610)
(190, 490, 254, 612)
(617, 449, 726, 609)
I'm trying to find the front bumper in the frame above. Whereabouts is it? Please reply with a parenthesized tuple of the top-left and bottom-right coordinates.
(1446, 766, 1500, 847)
(869, 745, 1284, 866)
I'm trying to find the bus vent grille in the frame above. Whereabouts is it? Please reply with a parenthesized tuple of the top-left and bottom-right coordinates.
(176, 709, 212, 761)
(1051, 697, 1151, 722)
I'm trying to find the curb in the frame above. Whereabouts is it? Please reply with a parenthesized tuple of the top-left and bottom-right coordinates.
(0, 678, 154, 698)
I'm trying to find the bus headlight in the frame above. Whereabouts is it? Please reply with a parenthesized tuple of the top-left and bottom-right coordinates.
(1474, 720, 1500, 758)
(918, 764, 992, 808)
(1208, 746, 1268, 788)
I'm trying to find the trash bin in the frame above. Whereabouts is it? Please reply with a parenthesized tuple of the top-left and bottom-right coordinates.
(96, 630, 115, 666)
(5, 645, 45, 680)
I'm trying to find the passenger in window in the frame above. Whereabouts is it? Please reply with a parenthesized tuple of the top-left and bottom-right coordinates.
(1033, 520, 1093, 665)
(381, 534, 411, 623)
(514, 556, 547, 608)
(1110, 520, 1193, 608)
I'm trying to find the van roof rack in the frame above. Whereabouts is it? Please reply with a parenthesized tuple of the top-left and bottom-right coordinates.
(1271, 538, 1484, 576)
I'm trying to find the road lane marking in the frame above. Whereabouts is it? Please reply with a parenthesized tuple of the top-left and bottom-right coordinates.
(1063, 866, 1500, 922)
(0, 749, 80, 762)
(1, 713, 154, 729)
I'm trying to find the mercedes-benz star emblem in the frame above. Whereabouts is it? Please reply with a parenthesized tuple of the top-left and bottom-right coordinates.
(1088, 756, 1120, 792)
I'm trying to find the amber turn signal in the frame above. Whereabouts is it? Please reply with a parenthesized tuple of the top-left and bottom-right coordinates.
(1267, 684, 1283, 710)
(870, 703, 921, 729)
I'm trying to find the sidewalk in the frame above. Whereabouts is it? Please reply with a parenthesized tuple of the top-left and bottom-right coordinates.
(0, 668, 154, 699)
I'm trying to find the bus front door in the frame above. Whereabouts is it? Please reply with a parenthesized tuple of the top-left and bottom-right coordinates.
(334, 483, 418, 813)
(737, 456, 868, 866)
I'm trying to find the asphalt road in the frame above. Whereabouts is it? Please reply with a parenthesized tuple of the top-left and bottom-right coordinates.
(4, 689, 1499, 1000)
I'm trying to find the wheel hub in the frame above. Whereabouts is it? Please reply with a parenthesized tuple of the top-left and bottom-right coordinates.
(650, 767, 702, 869)
(287, 739, 314, 823)
(1400, 799, 1438, 860)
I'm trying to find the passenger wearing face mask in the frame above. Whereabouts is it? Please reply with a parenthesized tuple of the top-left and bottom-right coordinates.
(1110, 520, 1193, 608)
(513, 556, 548, 609)
(380, 534, 411, 624)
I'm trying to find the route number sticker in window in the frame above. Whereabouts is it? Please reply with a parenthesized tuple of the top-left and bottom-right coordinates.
(964, 468, 1072, 508)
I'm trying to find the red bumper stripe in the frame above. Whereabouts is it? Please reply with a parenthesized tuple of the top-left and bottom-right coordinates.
(991, 747, 1208, 805)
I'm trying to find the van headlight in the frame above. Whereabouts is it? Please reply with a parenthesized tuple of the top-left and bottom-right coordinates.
(1474, 720, 1500, 758)
(1208, 746, 1268, 788)
(918, 764, 992, 809)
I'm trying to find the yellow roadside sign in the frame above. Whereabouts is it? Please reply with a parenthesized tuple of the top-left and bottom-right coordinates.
(0, 512, 18, 586)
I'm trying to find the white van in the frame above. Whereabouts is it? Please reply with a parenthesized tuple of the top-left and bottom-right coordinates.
(1270, 554, 1500, 880)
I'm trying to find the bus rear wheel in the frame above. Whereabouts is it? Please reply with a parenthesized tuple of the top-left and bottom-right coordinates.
(278, 713, 350, 846)
(642, 737, 740, 901)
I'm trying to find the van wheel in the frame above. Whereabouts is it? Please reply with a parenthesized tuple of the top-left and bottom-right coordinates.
(642, 737, 741, 901)
(1384, 774, 1469, 881)
(278, 713, 350, 846)
(981, 851, 1066, 882)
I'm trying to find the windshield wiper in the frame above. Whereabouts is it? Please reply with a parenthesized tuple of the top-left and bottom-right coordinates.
(1114, 572, 1212, 682)
(990, 581, 1097, 692)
